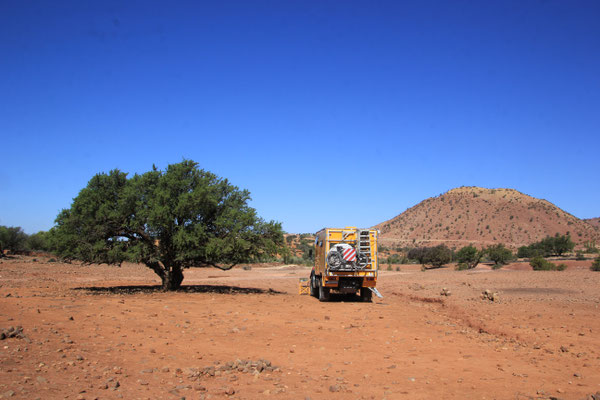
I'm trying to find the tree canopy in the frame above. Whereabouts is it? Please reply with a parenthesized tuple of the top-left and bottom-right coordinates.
(485, 243, 513, 267)
(407, 245, 452, 268)
(455, 245, 482, 270)
(50, 160, 284, 290)
(517, 233, 575, 258)
(0, 226, 28, 255)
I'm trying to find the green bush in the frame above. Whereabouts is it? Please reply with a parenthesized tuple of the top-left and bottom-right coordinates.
(576, 252, 585, 261)
(26, 231, 51, 251)
(591, 257, 600, 272)
(0, 226, 28, 254)
(530, 256, 565, 271)
(456, 262, 470, 271)
(386, 254, 402, 264)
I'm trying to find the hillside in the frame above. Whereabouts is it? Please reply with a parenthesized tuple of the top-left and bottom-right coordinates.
(584, 217, 600, 231)
(375, 187, 600, 249)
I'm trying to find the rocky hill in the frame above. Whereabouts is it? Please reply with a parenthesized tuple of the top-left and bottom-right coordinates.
(584, 217, 600, 231)
(375, 187, 600, 249)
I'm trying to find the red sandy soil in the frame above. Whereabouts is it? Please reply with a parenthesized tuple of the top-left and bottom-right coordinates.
(1, 256, 600, 399)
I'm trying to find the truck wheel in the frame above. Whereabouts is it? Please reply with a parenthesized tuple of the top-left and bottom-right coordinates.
(318, 281, 330, 302)
(360, 287, 373, 302)
(310, 273, 318, 297)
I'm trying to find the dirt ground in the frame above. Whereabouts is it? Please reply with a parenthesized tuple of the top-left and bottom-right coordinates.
(1, 256, 599, 400)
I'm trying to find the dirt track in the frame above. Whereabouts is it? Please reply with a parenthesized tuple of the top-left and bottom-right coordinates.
(1, 257, 599, 399)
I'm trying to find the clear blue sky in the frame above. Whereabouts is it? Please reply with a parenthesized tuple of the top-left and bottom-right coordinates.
(1, 1, 599, 234)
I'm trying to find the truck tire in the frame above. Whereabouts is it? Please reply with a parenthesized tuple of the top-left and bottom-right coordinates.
(318, 280, 330, 302)
(360, 287, 373, 302)
(310, 273, 318, 297)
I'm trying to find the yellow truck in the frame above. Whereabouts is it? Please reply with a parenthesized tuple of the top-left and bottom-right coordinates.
(309, 227, 381, 302)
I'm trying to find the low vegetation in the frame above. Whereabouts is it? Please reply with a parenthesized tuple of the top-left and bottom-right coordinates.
(591, 257, 600, 271)
(517, 233, 575, 258)
(485, 243, 514, 268)
(408, 245, 453, 269)
(0, 226, 51, 256)
(455, 245, 482, 270)
(530, 256, 567, 271)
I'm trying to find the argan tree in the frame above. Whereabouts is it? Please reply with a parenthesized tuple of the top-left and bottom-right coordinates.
(426, 244, 453, 268)
(0, 226, 28, 255)
(50, 160, 284, 290)
(485, 243, 513, 267)
(455, 245, 482, 269)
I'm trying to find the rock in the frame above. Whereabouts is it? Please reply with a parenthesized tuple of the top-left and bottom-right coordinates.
(224, 387, 235, 395)
(481, 290, 499, 302)
(440, 288, 451, 296)
(329, 385, 341, 392)
(2, 390, 15, 397)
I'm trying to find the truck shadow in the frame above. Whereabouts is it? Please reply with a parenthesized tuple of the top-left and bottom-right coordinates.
(314, 294, 368, 303)
(73, 284, 285, 295)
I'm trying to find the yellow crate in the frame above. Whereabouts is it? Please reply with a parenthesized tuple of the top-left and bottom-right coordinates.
(298, 278, 310, 295)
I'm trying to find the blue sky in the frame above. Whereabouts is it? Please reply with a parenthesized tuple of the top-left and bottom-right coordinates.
(1, 0, 599, 234)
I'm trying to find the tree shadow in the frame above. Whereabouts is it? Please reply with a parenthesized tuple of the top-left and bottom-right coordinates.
(73, 284, 285, 295)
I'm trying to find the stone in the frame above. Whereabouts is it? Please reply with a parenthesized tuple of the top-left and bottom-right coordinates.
(224, 387, 235, 395)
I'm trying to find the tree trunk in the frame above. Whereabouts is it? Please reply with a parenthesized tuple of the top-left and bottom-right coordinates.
(146, 261, 184, 291)
(161, 266, 184, 291)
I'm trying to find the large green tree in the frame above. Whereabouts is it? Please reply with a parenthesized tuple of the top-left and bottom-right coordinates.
(50, 160, 284, 290)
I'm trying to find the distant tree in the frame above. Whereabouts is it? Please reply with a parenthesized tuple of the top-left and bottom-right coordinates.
(583, 241, 598, 254)
(407, 247, 428, 264)
(386, 254, 402, 264)
(591, 256, 600, 272)
(26, 231, 50, 251)
(485, 243, 513, 267)
(0, 226, 28, 255)
(49, 160, 284, 290)
(455, 245, 482, 269)
(520, 234, 575, 257)
(551, 233, 574, 256)
(426, 244, 453, 268)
